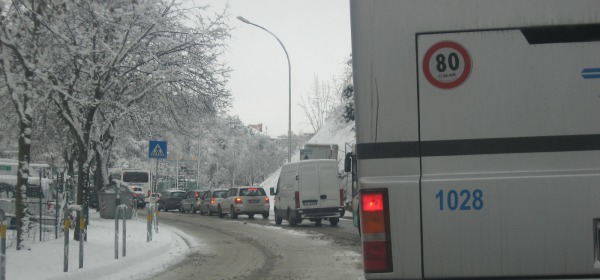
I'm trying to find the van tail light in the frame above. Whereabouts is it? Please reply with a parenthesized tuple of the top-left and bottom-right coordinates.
(294, 191, 300, 209)
(339, 189, 344, 206)
(265, 197, 270, 204)
(361, 189, 392, 273)
(235, 197, 242, 204)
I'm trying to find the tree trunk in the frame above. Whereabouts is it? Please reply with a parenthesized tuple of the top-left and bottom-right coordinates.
(73, 145, 87, 241)
(15, 102, 32, 250)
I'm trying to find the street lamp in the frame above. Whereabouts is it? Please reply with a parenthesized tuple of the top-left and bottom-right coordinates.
(237, 16, 292, 163)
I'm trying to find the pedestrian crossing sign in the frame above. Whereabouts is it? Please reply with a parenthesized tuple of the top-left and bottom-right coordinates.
(149, 140, 167, 159)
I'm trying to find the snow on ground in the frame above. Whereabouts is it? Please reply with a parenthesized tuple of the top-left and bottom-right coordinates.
(6, 211, 196, 280)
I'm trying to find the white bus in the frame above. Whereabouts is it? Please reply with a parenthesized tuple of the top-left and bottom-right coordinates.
(350, 1, 600, 279)
(109, 168, 153, 197)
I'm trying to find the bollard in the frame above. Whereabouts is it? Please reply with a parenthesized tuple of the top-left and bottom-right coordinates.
(63, 210, 70, 272)
(114, 204, 128, 259)
(0, 209, 5, 280)
(147, 205, 153, 242)
(64, 205, 83, 272)
(154, 208, 159, 233)
(79, 216, 85, 269)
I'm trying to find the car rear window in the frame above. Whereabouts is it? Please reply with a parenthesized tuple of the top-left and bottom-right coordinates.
(171, 192, 186, 198)
(239, 188, 266, 196)
(214, 190, 227, 198)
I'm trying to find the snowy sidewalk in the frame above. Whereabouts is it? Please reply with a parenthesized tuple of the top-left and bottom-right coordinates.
(6, 211, 193, 280)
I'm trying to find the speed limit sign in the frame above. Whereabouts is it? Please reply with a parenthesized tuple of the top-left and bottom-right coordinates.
(423, 41, 472, 89)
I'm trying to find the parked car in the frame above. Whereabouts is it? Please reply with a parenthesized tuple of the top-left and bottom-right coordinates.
(200, 189, 228, 216)
(219, 187, 269, 219)
(131, 186, 146, 208)
(180, 189, 209, 213)
(158, 190, 186, 211)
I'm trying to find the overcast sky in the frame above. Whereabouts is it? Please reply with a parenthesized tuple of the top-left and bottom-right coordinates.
(197, 0, 352, 137)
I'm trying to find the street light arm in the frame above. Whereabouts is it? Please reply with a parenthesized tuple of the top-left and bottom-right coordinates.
(237, 16, 293, 163)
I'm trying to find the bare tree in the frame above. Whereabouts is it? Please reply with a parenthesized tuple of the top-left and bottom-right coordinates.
(299, 75, 340, 133)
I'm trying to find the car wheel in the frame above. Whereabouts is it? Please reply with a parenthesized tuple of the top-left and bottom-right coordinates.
(329, 217, 339, 226)
(315, 218, 322, 227)
(274, 207, 282, 225)
(288, 210, 297, 226)
(192, 206, 197, 214)
(218, 206, 224, 218)
(199, 206, 204, 215)
(248, 213, 255, 219)
(208, 207, 212, 216)
(180, 205, 184, 213)
(230, 206, 238, 219)
(262, 211, 269, 219)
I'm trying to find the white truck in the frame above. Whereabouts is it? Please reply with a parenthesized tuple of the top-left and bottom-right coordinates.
(300, 143, 338, 161)
(351, 1, 600, 279)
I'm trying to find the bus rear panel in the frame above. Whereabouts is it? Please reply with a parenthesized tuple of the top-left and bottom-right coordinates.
(350, 0, 600, 279)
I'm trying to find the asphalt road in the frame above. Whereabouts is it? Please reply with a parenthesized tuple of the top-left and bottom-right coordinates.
(140, 209, 365, 280)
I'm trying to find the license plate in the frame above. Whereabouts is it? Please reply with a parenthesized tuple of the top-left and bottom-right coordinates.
(303, 201, 317, 206)
(248, 199, 260, 203)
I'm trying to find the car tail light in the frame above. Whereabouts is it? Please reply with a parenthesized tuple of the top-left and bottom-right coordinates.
(133, 193, 138, 197)
(265, 197, 269, 204)
(211, 197, 215, 204)
(361, 189, 392, 273)
(294, 191, 300, 209)
(148, 190, 151, 197)
(195, 192, 199, 200)
(235, 197, 242, 204)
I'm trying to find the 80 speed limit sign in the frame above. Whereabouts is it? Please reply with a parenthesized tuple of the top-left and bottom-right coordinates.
(423, 41, 472, 89)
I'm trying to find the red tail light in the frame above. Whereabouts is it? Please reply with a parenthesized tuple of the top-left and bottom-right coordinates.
(148, 190, 151, 197)
(235, 197, 242, 204)
(340, 189, 344, 206)
(211, 197, 215, 204)
(361, 189, 392, 273)
(133, 193, 138, 197)
(265, 197, 270, 204)
(294, 191, 300, 209)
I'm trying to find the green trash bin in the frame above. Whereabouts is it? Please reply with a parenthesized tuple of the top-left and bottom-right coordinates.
(98, 181, 134, 219)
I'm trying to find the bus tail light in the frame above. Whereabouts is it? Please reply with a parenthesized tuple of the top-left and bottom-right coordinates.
(361, 189, 392, 273)
(294, 191, 300, 209)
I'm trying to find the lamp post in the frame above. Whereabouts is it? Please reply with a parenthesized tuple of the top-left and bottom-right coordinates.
(237, 16, 292, 163)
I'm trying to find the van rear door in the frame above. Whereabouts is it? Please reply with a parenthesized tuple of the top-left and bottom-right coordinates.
(317, 161, 341, 208)
(298, 162, 320, 208)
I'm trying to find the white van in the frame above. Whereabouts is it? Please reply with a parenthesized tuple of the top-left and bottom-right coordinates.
(270, 159, 344, 226)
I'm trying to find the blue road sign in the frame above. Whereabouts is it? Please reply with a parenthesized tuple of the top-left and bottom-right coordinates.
(149, 140, 168, 159)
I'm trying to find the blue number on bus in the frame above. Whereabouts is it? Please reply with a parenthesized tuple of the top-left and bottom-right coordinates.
(435, 189, 483, 211)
